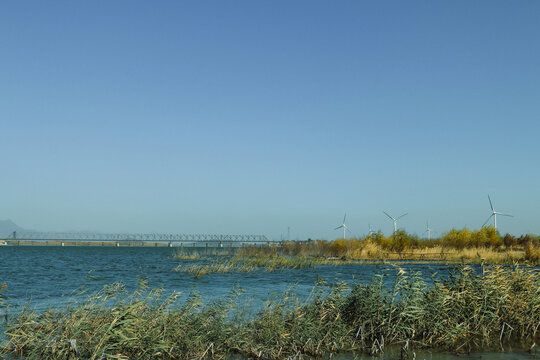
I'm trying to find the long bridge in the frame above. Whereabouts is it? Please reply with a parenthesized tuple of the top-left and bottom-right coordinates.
(3, 231, 275, 247)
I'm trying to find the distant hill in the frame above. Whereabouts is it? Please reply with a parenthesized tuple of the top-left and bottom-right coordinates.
(0, 220, 27, 238)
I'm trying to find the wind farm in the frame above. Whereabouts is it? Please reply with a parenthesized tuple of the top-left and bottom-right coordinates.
(331, 195, 515, 241)
(2, 1, 539, 359)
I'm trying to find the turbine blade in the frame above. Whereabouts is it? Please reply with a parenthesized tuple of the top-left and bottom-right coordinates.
(482, 214, 494, 228)
(498, 213, 513, 217)
(488, 195, 494, 212)
(343, 213, 346, 223)
(397, 213, 408, 220)
(334, 226, 343, 230)
(383, 211, 395, 220)
(346, 228, 352, 233)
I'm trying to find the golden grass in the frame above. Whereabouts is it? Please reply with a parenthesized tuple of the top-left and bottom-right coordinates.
(375, 245, 525, 263)
(281, 239, 535, 264)
(525, 243, 540, 262)
(171, 254, 201, 260)
(170, 249, 202, 260)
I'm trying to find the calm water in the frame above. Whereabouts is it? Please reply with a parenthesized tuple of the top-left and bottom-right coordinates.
(0, 246, 538, 359)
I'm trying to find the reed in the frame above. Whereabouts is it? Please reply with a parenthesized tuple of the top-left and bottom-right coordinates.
(271, 228, 540, 264)
(238, 244, 535, 264)
(170, 249, 202, 260)
(0, 282, 6, 309)
(174, 256, 357, 279)
(276, 238, 540, 264)
(2, 266, 539, 359)
(174, 260, 256, 278)
(232, 255, 354, 269)
(525, 243, 540, 262)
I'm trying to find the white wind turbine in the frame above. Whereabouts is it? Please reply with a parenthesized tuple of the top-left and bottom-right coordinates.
(368, 223, 375, 236)
(425, 220, 432, 241)
(383, 211, 407, 234)
(334, 213, 351, 239)
(482, 195, 513, 230)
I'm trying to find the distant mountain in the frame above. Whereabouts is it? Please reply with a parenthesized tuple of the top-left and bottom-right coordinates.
(0, 220, 27, 238)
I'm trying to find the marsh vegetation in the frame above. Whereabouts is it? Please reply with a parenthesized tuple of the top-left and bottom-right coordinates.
(171, 227, 540, 279)
(173, 257, 344, 279)
(174, 260, 257, 278)
(273, 227, 540, 264)
(1, 266, 538, 359)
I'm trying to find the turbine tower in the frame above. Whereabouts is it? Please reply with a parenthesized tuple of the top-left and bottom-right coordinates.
(383, 211, 407, 234)
(334, 213, 350, 239)
(425, 220, 432, 241)
(482, 195, 513, 230)
(368, 223, 375, 236)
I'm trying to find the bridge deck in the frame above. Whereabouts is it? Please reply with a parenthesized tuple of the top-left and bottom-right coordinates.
(4, 232, 274, 244)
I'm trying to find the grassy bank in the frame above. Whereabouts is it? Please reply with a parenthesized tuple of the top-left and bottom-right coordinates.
(174, 247, 538, 279)
(2, 266, 539, 359)
(258, 227, 540, 264)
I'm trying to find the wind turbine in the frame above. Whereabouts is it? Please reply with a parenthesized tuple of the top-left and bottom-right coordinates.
(334, 213, 351, 239)
(482, 195, 513, 230)
(368, 223, 375, 236)
(425, 220, 432, 241)
(383, 211, 407, 234)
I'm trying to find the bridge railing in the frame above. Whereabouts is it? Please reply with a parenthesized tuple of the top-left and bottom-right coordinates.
(5, 231, 272, 243)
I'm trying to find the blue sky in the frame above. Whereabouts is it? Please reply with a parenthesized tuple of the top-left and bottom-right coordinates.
(1, 1, 539, 240)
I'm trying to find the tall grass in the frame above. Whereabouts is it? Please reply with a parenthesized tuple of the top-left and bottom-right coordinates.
(2, 266, 539, 359)
(0, 282, 6, 309)
(174, 260, 256, 278)
(173, 256, 348, 279)
(232, 255, 355, 269)
(273, 229, 540, 264)
(170, 249, 202, 260)
(173, 256, 358, 280)
(525, 243, 540, 262)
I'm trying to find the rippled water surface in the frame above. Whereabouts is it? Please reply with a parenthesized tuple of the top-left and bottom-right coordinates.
(0, 246, 538, 359)
(0, 246, 470, 310)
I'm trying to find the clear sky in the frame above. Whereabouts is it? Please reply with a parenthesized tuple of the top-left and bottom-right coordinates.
(1, 1, 539, 240)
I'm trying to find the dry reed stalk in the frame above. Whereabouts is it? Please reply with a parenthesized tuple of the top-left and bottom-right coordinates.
(2, 266, 539, 359)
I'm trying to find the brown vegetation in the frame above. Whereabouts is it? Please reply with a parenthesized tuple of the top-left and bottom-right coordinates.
(257, 227, 540, 263)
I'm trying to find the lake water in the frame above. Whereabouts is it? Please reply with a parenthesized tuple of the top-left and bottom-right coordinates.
(0, 246, 538, 359)
(0, 246, 468, 311)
